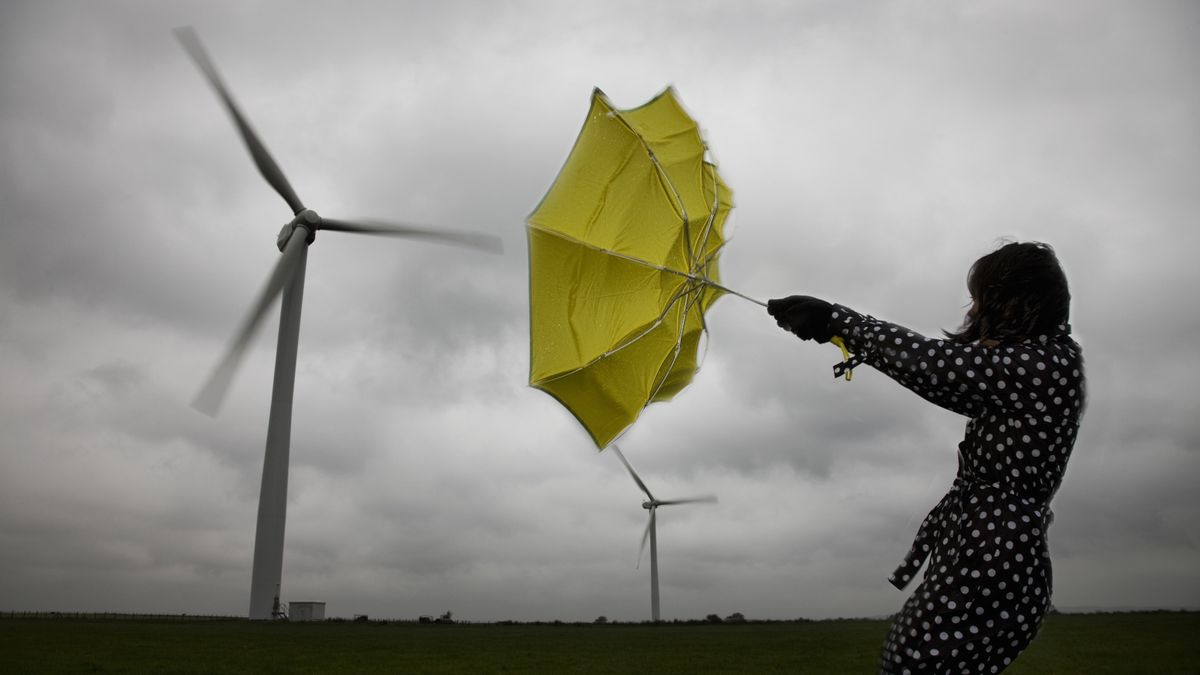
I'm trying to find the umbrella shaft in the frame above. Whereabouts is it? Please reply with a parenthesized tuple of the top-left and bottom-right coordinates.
(701, 279, 766, 307)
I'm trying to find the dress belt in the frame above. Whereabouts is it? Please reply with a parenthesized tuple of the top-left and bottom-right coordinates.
(887, 473, 1052, 591)
(888, 478, 965, 590)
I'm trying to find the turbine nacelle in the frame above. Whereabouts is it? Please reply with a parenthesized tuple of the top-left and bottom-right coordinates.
(277, 210, 320, 251)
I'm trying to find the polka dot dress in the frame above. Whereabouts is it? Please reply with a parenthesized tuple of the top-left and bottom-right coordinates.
(829, 305, 1086, 675)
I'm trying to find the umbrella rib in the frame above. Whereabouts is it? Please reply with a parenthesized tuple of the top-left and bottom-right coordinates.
(608, 94, 730, 277)
(694, 161, 722, 267)
(527, 224, 733, 293)
(694, 292, 714, 369)
(644, 279, 707, 403)
(604, 97, 695, 265)
(529, 280, 695, 387)
(533, 225, 764, 308)
(649, 152, 693, 265)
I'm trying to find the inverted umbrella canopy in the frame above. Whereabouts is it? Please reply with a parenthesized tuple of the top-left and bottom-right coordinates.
(528, 87, 735, 449)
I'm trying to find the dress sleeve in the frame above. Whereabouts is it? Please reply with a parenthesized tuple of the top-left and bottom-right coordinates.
(828, 304, 1084, 420)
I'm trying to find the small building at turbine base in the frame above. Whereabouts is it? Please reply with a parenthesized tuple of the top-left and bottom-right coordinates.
(289, 601, 326, 622)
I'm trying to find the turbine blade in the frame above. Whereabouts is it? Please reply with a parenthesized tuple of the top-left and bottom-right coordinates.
(319, 218, 502, 253)
(173, 26, 305, 216)
(637, 508, 654, 569)
(193, 231, 307, 415)
(657, 495, 718, 506)
(611, 445, 654, 501)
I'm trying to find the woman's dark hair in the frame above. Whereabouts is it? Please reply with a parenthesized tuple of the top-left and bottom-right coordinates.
(945, 241, 1071, 344)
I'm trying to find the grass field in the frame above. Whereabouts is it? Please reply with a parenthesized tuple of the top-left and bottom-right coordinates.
(1, 611, 1196, 674)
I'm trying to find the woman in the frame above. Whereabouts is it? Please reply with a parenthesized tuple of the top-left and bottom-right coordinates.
(768, 242, 1085, 674)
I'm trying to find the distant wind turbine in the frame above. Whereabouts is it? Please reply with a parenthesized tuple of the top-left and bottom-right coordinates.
(611, 446, 716, 622)
(174, 26, 501, 620)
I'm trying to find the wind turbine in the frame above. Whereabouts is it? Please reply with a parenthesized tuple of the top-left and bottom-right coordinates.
(174, 27, 501, 620)
(610, 446, 716, 622)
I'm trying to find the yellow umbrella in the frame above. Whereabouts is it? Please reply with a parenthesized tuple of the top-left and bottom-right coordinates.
(527, 87, 750, 449)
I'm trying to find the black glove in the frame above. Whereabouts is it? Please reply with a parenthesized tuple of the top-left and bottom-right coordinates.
(767, 295, 834, 343)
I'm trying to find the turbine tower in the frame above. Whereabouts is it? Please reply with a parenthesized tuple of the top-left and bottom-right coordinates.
(611, 446, 716, 622)
(174, 27, 501, 620)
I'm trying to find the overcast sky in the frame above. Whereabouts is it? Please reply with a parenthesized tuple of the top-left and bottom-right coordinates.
(1, 0, 1197, 622)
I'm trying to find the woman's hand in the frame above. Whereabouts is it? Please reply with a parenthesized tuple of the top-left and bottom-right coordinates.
(767, 295, 833, 343)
